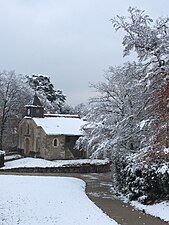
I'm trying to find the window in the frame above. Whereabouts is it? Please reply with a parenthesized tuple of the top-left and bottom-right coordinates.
(53, 138, 59, 147)
(27, 108, 31, 115)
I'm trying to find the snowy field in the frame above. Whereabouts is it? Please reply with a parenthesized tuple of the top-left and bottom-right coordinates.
(1, 157, 108, 169)
(1, 158, 169, 223)
(0, 175, 117, 225)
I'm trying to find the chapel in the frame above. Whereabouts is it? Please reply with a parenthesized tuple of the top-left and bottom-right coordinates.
(17, 95, 86, 160)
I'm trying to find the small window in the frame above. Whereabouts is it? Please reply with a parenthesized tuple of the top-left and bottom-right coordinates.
(27, 108, 31, 115)
(53, 138, 59, 147)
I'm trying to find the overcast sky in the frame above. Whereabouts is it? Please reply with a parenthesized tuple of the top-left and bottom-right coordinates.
(0, 0, 169, 106)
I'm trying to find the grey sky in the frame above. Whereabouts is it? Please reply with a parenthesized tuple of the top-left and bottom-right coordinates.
(0, 0, 169, 105)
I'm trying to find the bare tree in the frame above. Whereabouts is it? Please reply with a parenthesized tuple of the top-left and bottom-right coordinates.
(0, 71, 32, 151)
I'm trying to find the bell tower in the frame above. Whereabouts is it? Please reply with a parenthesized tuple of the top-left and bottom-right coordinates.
(26, 94, 44, 118)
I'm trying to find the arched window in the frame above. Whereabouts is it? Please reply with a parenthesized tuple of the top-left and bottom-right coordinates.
(53, 138, 59, 147)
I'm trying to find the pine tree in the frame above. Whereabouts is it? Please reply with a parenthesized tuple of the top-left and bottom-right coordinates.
(27, 74, 66, 112)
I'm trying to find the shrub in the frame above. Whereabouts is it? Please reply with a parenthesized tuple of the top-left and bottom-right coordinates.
(113, 151, 169, 204)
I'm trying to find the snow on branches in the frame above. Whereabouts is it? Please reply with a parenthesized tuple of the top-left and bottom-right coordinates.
(111, 7, 169, 68)
(27, 74, 66, 113)
(77, 7, 169, 203)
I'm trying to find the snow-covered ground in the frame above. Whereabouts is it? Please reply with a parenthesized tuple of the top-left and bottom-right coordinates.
(0, 175, 117, 225)
(131, 200, 169, 223)
(119, 194, 169, 223)
(1, 158, 169, 223)
(4, 154, 22, 161)
(1, 157, 109, 169)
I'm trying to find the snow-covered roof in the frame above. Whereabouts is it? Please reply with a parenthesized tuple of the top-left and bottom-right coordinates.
(44, 114, 79, 118)
(33, 116, 86, 136)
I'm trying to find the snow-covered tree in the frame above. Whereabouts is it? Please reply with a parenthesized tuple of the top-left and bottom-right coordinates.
(76, 62, 149, 158)
(0, 71, 32, 151)
(110, 7, 169, 202)
(61, 104, 76, 114)
(74, 103, 89, 117)
(27, 74, 66, 113)
(111, 7, 169, 68)
(112, 6, 169, 157)
(76, 7, 169, 202)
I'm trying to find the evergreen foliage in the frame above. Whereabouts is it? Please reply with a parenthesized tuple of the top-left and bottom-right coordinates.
(114, 151, 169, 203)
(27, 74, 66, 112)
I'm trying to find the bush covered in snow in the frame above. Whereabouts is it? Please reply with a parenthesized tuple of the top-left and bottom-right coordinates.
(113, 149, 169, 204)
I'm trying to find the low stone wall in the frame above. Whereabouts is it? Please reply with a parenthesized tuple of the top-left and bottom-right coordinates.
(1, 163, 111, 173)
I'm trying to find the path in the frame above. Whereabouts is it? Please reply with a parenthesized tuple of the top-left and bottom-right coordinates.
(1, 171, 168, 225)
(79, 172, 169, 225)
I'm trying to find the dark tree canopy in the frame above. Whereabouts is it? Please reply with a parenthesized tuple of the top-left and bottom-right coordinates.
(27, 74, 66, 112)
